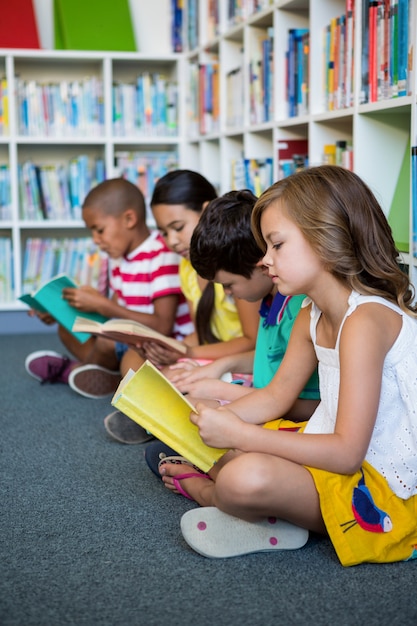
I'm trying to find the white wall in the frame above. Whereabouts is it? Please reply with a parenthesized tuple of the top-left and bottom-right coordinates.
(32, 0, 171, 54)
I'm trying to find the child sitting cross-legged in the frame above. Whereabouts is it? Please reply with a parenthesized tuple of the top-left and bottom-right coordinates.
(142, 188, 320, 468)
(159, 166, 417, 567)
(24, 178, 192, 410)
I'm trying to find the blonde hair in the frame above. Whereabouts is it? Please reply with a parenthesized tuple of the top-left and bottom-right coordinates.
(251, 165, 416, 316)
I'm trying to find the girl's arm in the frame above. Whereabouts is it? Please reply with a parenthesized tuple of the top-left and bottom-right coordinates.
(218, 306, 316, 423)
(187, 297, 260, 360)
(168, 350, 255, 385)
(192, 303, 401, 475)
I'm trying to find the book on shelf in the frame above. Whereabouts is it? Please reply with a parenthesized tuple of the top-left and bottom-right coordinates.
(277, 139, 309, 179)
(388, 138, 410, 253)
(286, 28, 309, 117)
(111, 360, 228, 473)
(19, 274, 108, 343)
(54, 0, 136, 51)
(72, 317, 187, 355)
(0, 0, 40, 49)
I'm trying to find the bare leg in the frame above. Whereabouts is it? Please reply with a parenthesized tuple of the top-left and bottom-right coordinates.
(120, 348, 145, 377)
(81, 335, 119, 370)
(213, 452, 326, 534)
(58, 326, 96, 362)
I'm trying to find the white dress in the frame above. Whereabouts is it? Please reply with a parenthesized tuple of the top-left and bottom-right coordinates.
(303, 291, 417, 499)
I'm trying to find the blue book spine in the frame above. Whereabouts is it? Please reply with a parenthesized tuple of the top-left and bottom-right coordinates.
(397, 0, 409, 96)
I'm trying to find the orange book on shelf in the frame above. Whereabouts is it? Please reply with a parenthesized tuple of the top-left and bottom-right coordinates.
(0, 0, 40, 49)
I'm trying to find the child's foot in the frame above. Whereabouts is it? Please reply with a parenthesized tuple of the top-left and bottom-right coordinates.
(68, 364, 121, 399)
(159, 459, 212, 501)
(25, 350, 78, 384)
(180, 507, 309, 558)
(104, 410, 154, 444)
(144, 440, 183, 477)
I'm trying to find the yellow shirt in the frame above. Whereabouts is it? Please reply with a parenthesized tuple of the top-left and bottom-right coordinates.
(179, 258, 242, 342)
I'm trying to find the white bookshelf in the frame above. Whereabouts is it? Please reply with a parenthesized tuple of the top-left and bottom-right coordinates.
(181, 0, 417, 286)
(0, 0, 417, 331)
(0, 49, 185, 322)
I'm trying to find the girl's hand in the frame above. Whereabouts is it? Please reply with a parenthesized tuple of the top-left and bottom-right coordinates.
(190, 402, 244, 450)
(29, 309, 56, 325)
(175, 377, 220, 398)
(141, 341, 184, 367)
(168, 359, 225, 385)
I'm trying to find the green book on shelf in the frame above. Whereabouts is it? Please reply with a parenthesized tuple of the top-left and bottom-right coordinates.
(54, 0, 137, 52)
(19, 273, 109, 343)
(388, 139, 410, 254)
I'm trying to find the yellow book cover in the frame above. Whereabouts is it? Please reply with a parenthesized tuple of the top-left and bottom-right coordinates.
(111, 360, 228, 473)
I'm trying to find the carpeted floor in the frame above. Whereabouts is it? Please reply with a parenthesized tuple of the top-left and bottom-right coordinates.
(1, 333, 416, 626)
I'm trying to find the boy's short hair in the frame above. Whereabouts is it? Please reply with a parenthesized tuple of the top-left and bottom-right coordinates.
(190, 189, 262, 280)
(82, 178, 146, 221)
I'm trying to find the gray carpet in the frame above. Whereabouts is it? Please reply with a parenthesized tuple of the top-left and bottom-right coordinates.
(1, 333, 416, 626)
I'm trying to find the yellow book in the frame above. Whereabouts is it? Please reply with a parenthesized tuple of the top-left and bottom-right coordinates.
(111, 360, 229, 473)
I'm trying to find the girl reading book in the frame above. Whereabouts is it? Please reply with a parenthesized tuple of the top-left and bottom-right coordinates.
(159, 165, 417, 567)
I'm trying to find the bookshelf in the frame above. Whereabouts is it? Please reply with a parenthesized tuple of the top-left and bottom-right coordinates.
(0, 48, 184, 330)
(180, 0, 417, 288)
(0, 0, 417, 331)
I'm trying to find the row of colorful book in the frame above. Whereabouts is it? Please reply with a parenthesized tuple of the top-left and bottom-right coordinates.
(15, 77, 105, 138)
(171, 0, 219, 52)
(172, 0, 273, 52)
(250, 28, 274, 124)
(227, 0, 273, 27)
(360, 0, 413, 103)
(231, 158, 273, 196)
(112, 74, 178, 138)
(0, 237, 14, 303)
(22, 237, 108, 294)
(18, 157, 105, 222)
(0, 77, 8, 136)
(187, 61, 220, 137)
(0, 165, 11, 220)
(113, 151, 178, 200)
(322, 1, 355, 112)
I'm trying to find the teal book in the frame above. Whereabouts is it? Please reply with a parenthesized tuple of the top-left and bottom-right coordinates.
(19, 273, 108, 343)
(54, 0, 136, 52)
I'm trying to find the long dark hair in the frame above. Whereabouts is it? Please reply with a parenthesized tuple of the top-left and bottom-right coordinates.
(151, 170, 220, 343)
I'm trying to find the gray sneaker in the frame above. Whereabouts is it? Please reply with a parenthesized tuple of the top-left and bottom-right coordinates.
(104, 410, 154, 444)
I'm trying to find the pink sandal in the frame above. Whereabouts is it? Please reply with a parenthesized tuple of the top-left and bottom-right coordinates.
(159, 457, 212, 501)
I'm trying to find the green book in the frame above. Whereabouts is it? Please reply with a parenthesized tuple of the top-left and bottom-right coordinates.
(54, 0, 136, 52)
(388, 139, 410, 253)
(19, 273, 108, 343)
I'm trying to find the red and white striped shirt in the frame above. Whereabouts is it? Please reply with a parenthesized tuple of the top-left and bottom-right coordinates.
(110, 230, 193, 340)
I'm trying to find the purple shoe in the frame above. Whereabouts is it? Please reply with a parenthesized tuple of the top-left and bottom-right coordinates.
(25, 350, 77, 384)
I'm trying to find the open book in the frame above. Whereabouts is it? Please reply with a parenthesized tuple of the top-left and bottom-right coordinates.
(111, 360, 228, 473)
(72, 317, 187, 355)
(19, 273, 108, 343)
